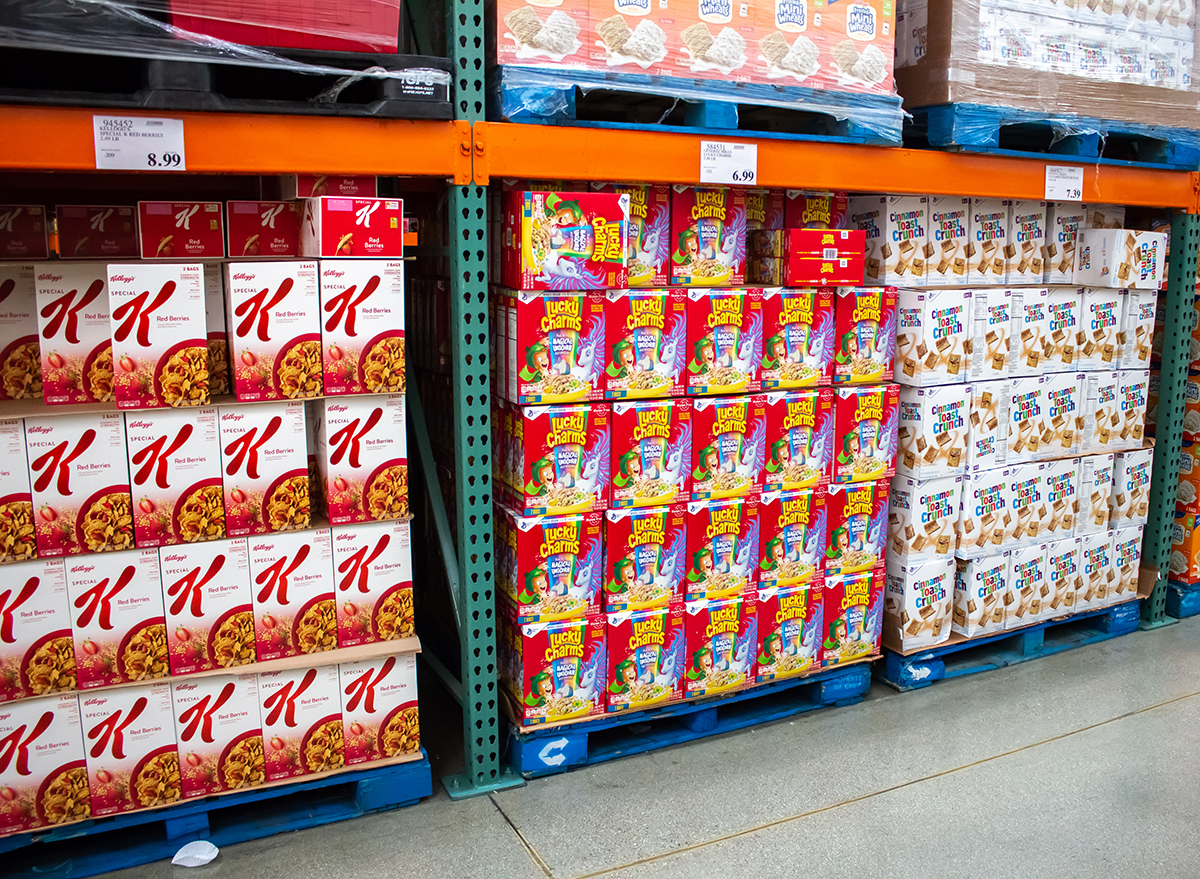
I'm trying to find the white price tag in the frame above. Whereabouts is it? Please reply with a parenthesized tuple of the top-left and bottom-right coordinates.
(1045, 165, 1083, 201)
(93, 116, 186, 171)
(700, 141, 757, 186)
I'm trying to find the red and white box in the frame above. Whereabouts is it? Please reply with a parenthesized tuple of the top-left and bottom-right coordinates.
(55, 206, 138, 260)
(319, 260, 406, 396)
(0, 206, 48, 260)
(218, 402, 310, 538)
(0, 418, 37, 564)
(203, 264, 229, 397)
(301, 198, 405, 259)
(171, 674, 265, 798)
(137, 202, 225, 260)
(280, 175, 377, 200)
(258, 665, 344, 781)
(0, 694, 89, 833)
(33, 262, 112, 405)
(160, 538, 254, 676)
(223, 261, 322, 402)
(0, 264, 41, 401)
(316, 395, 408, 526)
(0, 558, 74, 703)
(80, 683, 180, 816)
(339, 653, 420, 765)
(226, 201, 302, 259)
(331, 520, 414, 648)
(248, 528, 336, 662)
(25, 413, 133, 557)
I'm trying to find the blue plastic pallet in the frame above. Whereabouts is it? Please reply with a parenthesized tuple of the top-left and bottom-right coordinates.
(1167, 581, 1200, 618)
(907, 103, 1200, 171)
(0, 753, 432, 879)
(507, 661, 871, 778)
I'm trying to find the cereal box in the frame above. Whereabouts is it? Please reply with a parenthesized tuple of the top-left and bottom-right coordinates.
(505, 191, 629, 290)
(1043, 286, 1081, 372)
(203, 263, 230, 398)
(317, 395, 408, 525)
(1043, 202, 1086, 284)
(0, 694, 89, 834)
(1131, 231, 1168, 290)
(896, 384, 968, 479)
(952, 553, 1010, 637)
(1077, 230, 1133, 288)
(605, 601, 686, 712)
(0, 206, 48, 260)
(610, 398, 691, 508)
(1008, 287, 1049, 377)
(159, 538, 254, 676)
(125, 407, 224, 548)
(223, 262, 322, 402)
(784, 192, 848, 229)
(592, 184, 671, 287)
(247, 528, 335, 662)
(887, 475, 962, 564)
(331, 520, 414, 648)
(966, 378, 1009, 472)
(821, 567, 883, 666)
(603, 504, 686, 612)
(1038, 372, 1083, 458)
(753, 230, 865, 287)
(1079, 287, 1122, 371)
(138, 201, 224, 260)
(0, 558, 73, 703)
(683, 594, 756, 697)
(1080, 370, 1121, 454)
(763, 388, 834, 491)
(1180, 439, 1200, 515)
(1112, 445, 1153, 527)
(497, 508, 603, 622)
(754, 580, 822, 682)
(1077, 453, 1116, 535)
(760, 287, 834, 389)
(1007, 376, 1046, 464)
(1087, 205, 1125, 230)
(0, 419, 36, 564)
(825, 481, 888, 576)
(1170, 510, 1200, 584)
(758, 487, 827, 588)
(832, 286, 897, 384)
(501, 607, 606, 726)
(895, 288, 971, 386)
(318, 260, 406, 397)
(1112, 524, 1145, 603)
(25, 413, 133, 557)
(0, 264, 42, 401)
(33, 262, 112, 405)
(226, 201, 302, 258)
(1118, 288, 1157, 369)
(689, 394, 765, 500)
(300, 198, 404, 259)
(339, 653, 420, 765)
(883, 555, 954, 650)
(925, 197, 972, 286)
(745, 190, 786, 231)
(496, 0, 589, 71)
(850, 196, 927, 284)
(1044, 536, 1080, 619)
(966, 287, 1012, 381)
(65, 549, 167, 689)
(507, 402, 607, 515)
(1115, 369, 1150, 449)
(604, 288, 686, 400)
(968, 198, 1011, 285)
(834, 383, 899, 484)
(1040, 456, 1079, 541)
(1007, 462, 1044, 549)
(684, 287, 762, 395)
(507, 288, 605, 404)
(1077, 530, 1115, 611)
(1147, 372, 1160, 436)
(258, 665, 344, 781)
(683, 496, 760, 600)
(956, 467, 1013, 558)
(1006, 542, 1046, 628)
(1006, 200, 1047, 283)
(218, 402, 310, 537)
(669, 187, 746, 287)
(280, 176, 377, 199)
(171, 674, 264, 797)
(80, 683, 180, 816)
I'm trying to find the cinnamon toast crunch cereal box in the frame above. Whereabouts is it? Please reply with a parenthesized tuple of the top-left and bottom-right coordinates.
(684, 287, 762, 394)
(33, 262, 112, 405)
(1079, 287, 1122, 371)
(611, 397, 691, 508)
(508, 288, 605, 404)
(884, 555, 954, 651)
(592, 184, 671, 287)
(763, 388, 834, 491)
(1043, 203, 1085, 284)
(966, 378, 1010, 472)
(952, 553, 1010, 636)
(1080, 370, 1121, 454)
(510, 402, 609, 516)
(500, 605, 606, 726)
(1112, 445, 1153, 527)
(171, 674, 264, 797)
(81, 683, 180, 815)
(834, 383, 899, 484)
(1043, 286, 1082, 372)
(896, 384, 968, 479)
(0, 558, 73, 703)
(967, 287, 1012, 380)
(1006, 201, 1047, 283)
(0, 264, 41, 402)
(669, 187, 747, 287)
(926, 197, 971, 286)
(821, 567, 882, 666)
(606, 601, 685, 712)
(1006, 542, 1047, 628)
(1007, 376, 1046, 464)
(683, 594, 755, 698)
(1112, 524, 1144, 602)
(339, 653, 420, 765)
(968, 199, 1011, 285)
(1044, 536, 1080, 619)
(503, 191, 629, 290)
(754, 580, 822, 682)
(956, 467, 1013, 558)
(689, 394, 765, 500)
(604, 288, 686, 399)
(683, 496, 760, 600)
(825, 481, 888, 576)
(603, 504, 687, 612)
(498, 509, 603, 623)
(758, 487, 827, 588)
(1077, 453, 1116, 535)
(1009, 287, 1049, 377)
(1006, 462, 1044, 548)
(1118, 288, 1157, 369)
(1116, 369, 1149, 449)
(1077, 530, 1115, 611)
(1040, 456, 1079, 540)
(832, 286, 896, 384)
(0, 694, 89, 833)
(850, 196, 927, 284)
(887, 475, 962, 564)
(760, 287, 834, 389)
(1038, 372, 1083, 458)
(895, 288, 971, 386)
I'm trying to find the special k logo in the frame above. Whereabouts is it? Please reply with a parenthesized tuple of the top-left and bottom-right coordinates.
(260, 204, 285, 229)
(39, 279, 104, 344)
(0, 711, 53, 776)
(175, 204, 200, 230)
(323, 274, 380, 335)
(355, 202, 380, 228)
(0, 277, 13, 305)
(329, 409, 383, 468)
(0, 576, 40, 644)
(178, 681, 235, 744)
(73, 565, 136, 629)
(263, 668, 316, 727)
(131, 424, 193, 488)
(337, 533, 390, 594)
(255, 544, 309, 605)
(112, 280, 176, 347)
(0, 207, 23, 232)
(223, 416, 281, 479)
(233, 277, 293, 342)
(90, 208, 114, 232)
(343, 656, 396, 713)
(87, 697, 147, 759)
(30, 428, 96, 495)
(167, 553, 225, 617)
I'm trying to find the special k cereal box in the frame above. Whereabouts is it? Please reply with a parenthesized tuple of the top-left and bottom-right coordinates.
(603, 504, 686, 612)
(80, 684, 180, 816)
(832, 286, 897, 384)
(339, 654, 420, 764)
(884, 555, 955, 651)
(125, 407, 224, 548)
(683, 594, 756, 698)
(0, 264, 42, 402)
(1038, 372, 1083, 458)
(887, 475, 962, 563)
(760, 287, 834, 389)
(1079, 287, 1122, 371)
(968, 199, 1010, 285)
(754, 580, 822, 682)
(218, 401, 310, 537)
(606, 601, 685, 712)
(25, 413, 133, 557)
(604, 288, 686, 400)
(0, 206, 48, 260)
(758, 487, 827, 588)
(610, 398, 691, 508)
(138, 201, 224, 260)
(1006, 542, 1046, 627)
(1007, 376, 1046, 464)
(825, 481, 888, 576)
(746, 190, 786, 231)
(203, 264, 230, 397)
(1040, 456, 1079, 541)
(330, 520, 414, 647)
(300, 198, 404, 259)
(966, 379, 1010, 472)
(1077, 453, 1116, 535)
(223, 262, 322, 402)
(258, 665, 344, 780)
(821, 568, 883, 666)
(592, 184, 671, 287)
(1118, 288, 1157, 369)
(0, 419, 36, 564)
(247, 528, 335, 662)
(896, 384, 967, 479)
(319, 260, 406, 396)
(280, 176, 377, 200)
(763, 388, 833, 491)
(507, 289, 605, 405)
(850, 196, 926, 284)
(1009, 287, 1049, 377)
(66, 549, 167, 689)
(508, 402, 607, 516)
(689, 394, 765, 500)
(967, 287, 1012, 381)
(0, 558, 73, 703)
(1043, 202, 1086, 284)
(0, 694, 89, 833)
(684, 287, 762, 395)
(895, 288, 971, 386)
(1112, 445, 1153, 527)
(1006, 201, 1047, 283)
(1044, 536, 1080, 619)
(1078, 530, 1115, 611)
(497, 508, 603, 622)
(1112, 524, 1145, 602)
(504, 191, 628, 290)
(33, 262, 112, 405)
(926, 197, 971, 286)
(1043, 286, 1082, 372)
(1115, 369, 1150, 449)
(57, 205, 138, 260)
(226, 201, 302, 258)
(952, 553, 1010, 637)
(1006, 462, 1044, 548)
(171, 674, 264, 797)
(956, 467, 1013, 558)
(159, 538, 254, 676)
(316, 395, 409, 526)
(684, 496, 759, 600)
(669, 187, 746, 287)
(835, 383, 899, 484)
(500, 607, 606, 727)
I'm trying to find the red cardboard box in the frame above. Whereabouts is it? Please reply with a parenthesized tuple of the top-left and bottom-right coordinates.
(758, 486, 827, 588)
(500, 604, 607, 726)
(760, 286, 834, 389)
(609, 397, 692, 508)
(689, 394, 766, 500)
(683, 495, 760, 600)
(606, 600, 685, 712)
(602, 503, 687, 612)
(784, 191, 849, 229)
(832, 286, 897, 384)
(783, 229, 867, 286)
(754, 579, 823, 682)
(138, 202, 225, 260)
(682, 593, 756, 698)
(763, 388, 834, 492)
(505, 288, 605, 404)
(592, 183, 670, 287)
(509, 402, 609, 516)
(669, 187, 747, 287)
(279, 175, 377, 200)
(0, 206, 49, 260)
(56, 206, 138, 259)
(300, 198, 405, 259)
(497, 508, 604, 623)
(821, 566, 884, 667)
(0, 264, 42, 403)
(684, 287, 763, 395)
(226, 201, 302, 258)
(603, 288, 686, 400)
(825, 482, 889, 577)
(831, 383, 899, 484)
(503, 191, 630, 290)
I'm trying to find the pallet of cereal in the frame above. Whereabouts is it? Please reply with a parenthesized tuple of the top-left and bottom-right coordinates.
(763, 388, 834, 491)
(683, 593, 756, 698)
(171, 674, 265, 797)
(606, 600, 686, 712)
(883, 555, 955, 651)
(0, 694, 89, 833)
(603, 504, 686, 612)
(610, 397, 691, 508)
(603, 288, 685, 399)
(689, 394, 765, 500)
(684, 287, 762, 395)
(258, 665, 345, 780)
(760, 287, 834, 389)
(754, 580, 822, 682)
(339, 653, 421, 764)
(833, 383, 899, 484)
(821, 567, 882, 666)
(683, 495, 760, 600)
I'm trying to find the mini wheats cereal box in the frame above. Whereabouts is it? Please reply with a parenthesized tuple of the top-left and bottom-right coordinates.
(26, 413, 134, 557)
(1112, 524, 1144, 602)
(1009, 287, 1050, 377)
(592, 183, 670, 287)
(503, 608, 606, 726)
(966, 378, 1010, 472)
(825, 481, 888, 577)
(1116, 369, 1150, 450)
(1077, 453, 1115, 535)
(669, 186, 747, 287)
(832, 286, 897, 385)
(685, 288, 763, 395)
(1006, 200, 1047, 283)
(1118, 288, 1157, 369)
(138, 201, 224, 260)
(1112, 446, 1153, 527)
(258, 665, 344, 781)
(968, 198, 1010, 285)
(887, 475, 963, 564)
(610, 398, 691, 508)
(1007, 376, 1046, 464)
(0, 694, 89, 833)
(224, 262, 322, 402)
(953, 553, 1010, 637)
(0, 264, 42, 402)
(0, 419, 36, 564)
(884, 556, 954, 651)
(684, 496, 760, 600)
(895, 288, 971, 386)
(171, 674, 264, 797)
(833, 384, 899, 484)
(603, 504, 686, 613)
(1006, 542, 1047, 628)
(505, 191, 629, 290)
(1043, 286, 1081, 372)
(758, 487, 827, 588)
(604, 288, 685, 399)
(33, 262, 112, 405)
(967, 287, 1012, 380)
(316, 395, 408, 525)
(1079, 287, 1122, 371)
(331, 520, 414, 648)
(606, 601, 685, 712)
(125, 407, 224, 548)
(760, 287, 834, 389)
(1078, 530, 1115, 611)
(956, 468, 1013, 558)
(683, 594, 755, 697)
(0, 558, 74, 703)
(497, 509, 603, 623)
(81, 684, 180, 816)
(509, 289, 605, 404)
(159, 538, 254, 676)
(510, 403, 608, 516)
(926, 197, 971, 286)
(247, 528, 335, 662)
(1080, 370, 1121, 454)
(339, 654, 420, 765)
(690, 395, 765, 500)
(754, 581, 822, 682)
(1038, 372, 1084, 458)
(1044, 537, 1080, 619)
(319, 260, 406, 397)
(1006, 463, 1044, 548)
(218, 402, 310, 537)
(763, 389, 834, 492)
(821, 568, 882, 666)
(896, 384, 967, 479)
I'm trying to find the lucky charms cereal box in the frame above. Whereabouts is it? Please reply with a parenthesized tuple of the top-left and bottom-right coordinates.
(763, 389, 833, 492)
(683, 594, 756, 698)
(592, 183, 671, 287)
(825, 480, 889, 577)
(760, 287, 835, 389)
(603, 288, 686, 399)
(510, 402, 609, 516)
(821, 567, 883, 666)
(504, 190, 630, 290)
(603, 504, 686, 612)
(605, 601, 685, 712)
(497, 508, 604, 623)
(754, 580, 822, 682)
(684, 287, 763, 395)
(610, 398, 691, 508)
(507, 289, 605, 404)
(758, 487, 827, 588)
(832, 286, 897, 385)
(832, 383, 899, 484)
(689, 394, 765, 500)
(501, 606, 606, 726)
(670, 186, 747, 287)
(683, 496, 760, 600)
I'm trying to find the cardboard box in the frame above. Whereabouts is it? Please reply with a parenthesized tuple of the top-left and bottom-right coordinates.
(1043, 203, 1086, 284)
(506, 288, 605, 404)
(603, 504, 687, 612)
(1006, 542, 1046, 628)
(0, 558, 74, 702)
(668, 187, 746, 287)
(610, 397, 692, 508)
(81, 683, 180, 816)
(784, 192, 848, 230)
(1077, 453, 1116, 535)
(895, 287, 971, 386)
(1079, 370, 1121, 454)
(0, 264, 41, 402)
(884, 555, 954, 650)
(505, 402, 606, 516)
(0, 418, 37, 564)
(966, 286, 1012, 381)
(1038, 372, 1084, 458)
(850, 195, 927, 284)
(1043, 286, 1082, 372)
(315, 395, 408, 526)
(1076, 229, 1136, 288)
(763, 388, 834, 491)
(603, 288, 686, 400)
(138, 201, 224, 260)
(887, 474, 963, 564)
(821, 567, 883, 666)
(1009, 287, 1049, 377)
(746, 190, 786, 231)
(965, 378, 1009, 472)
(834, 383, 899, 484)
(1079, 287, 1122, 371)
(968, 199, 1011, 285)
(33, 262, 112, 405)
(683, 593, 756, 697)
(754, 580, 822, 682)
(280, 176, 377, 200)
(592, 183, 671, 287)
(0, 206, 49, 259)
(497, 508, 604, 622)
(832, 286, 896, 385)
(1006, 462, 1044, 549)
(330, 520, 414, 647)
(504, 190, 629, 290)
(760, 286, 834, 389)
(952, 553, 1009, 637)
(1006, 200, 1047, 283)
(500, 606, 606, 726)
(689, 394, 765, 500)
(1112, 524, 1145, 602)
(56, 205, 138, 260)
(1118, 288, 1157, 368)
(1078, 530, 1115, 611)
(226, 201, 302, 258)
(0, 694, 89, 833)
(683, 495, 759, 600)
(1088, 206, 1126, 230)
(1131, 231, 1168, 290)
(926, 197, 971, 286)
(825, 481, 888, 577)
(247, 528, 335, 662)
(1039, 456, 1080, 541)
(339, 653, 420, 764)
(605, 601, 685, 712)
(1170, 510, 1200, 584)
(684, 287, 762, 395)
(258, 665, 345, 780)
(218, 401, 310, 537)
(896, 383, 968, 479)
(171, 674, 265, 797)
(1044, 536, 1081, 619)
(1112, 445, 1153, 527)
(1115, 369, 1150, 449)
(301, 198, 405, 259)
(758, 487, 827, 588)
(318, 260, 406, 397)
(765, 230, 866, 286)
(159, 538, 254, 675)
(956, 467, 1013, 558)
(203, 263, 229, 397)
(1007, 376, 1046, 465)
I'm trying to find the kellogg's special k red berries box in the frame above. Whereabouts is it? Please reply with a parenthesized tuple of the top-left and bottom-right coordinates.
(319, 260, 406, 396)
(0, 264, 42, 402)
(138, 202, 224, 260)
(258, 665, 344, 781)
(56, 205, 139, 260)
(331, 520, 414, 648)
(0, 205, 49, 259)
(218, 401, 310, 537)
(603, 504, 686, 612)
(0, 418, 36, 564)
(33, 262, 113, 405)
(760, 286, 834, 389)
(500, 605, 606, 726)
(159, 537, 254, 676)
(606, 601, 685, 712)
(339, 653, 420, 765)
(503, 190, 629, 290)
(248, 528, 336, 662)
(226, 201, 302, 258)
(171, 674, 265, 798)
(301, 198, 405, 259)
(0, 558, 74, 703)
(315, 395, 409, 525)
(685, 288, 762, 395)
(497, 508, 603, 623)
(610, 398, 691, 509)
(603, 288, 686, 400)
(0, 694, 90, 833)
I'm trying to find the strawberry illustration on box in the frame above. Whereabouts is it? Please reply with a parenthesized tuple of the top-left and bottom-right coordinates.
(763, 388, 834, 492)
(497, 508, 603, 623)
(755, 579, 823, 682)
(258, 665, 344, 781)
(606, 601, 685, 712)
(603, 288, 686, 399)
(758, 486, 827, 589)
(690, 394, 766, 500)
(683, 594, 757, 697)
(760, 287, 835, 389)
(603, 504, 686, 612)
(0, 694, 89, 834)
(825, 481, 889, 577)
(171, 674, 265, 797)
(507, 289, 605, 405)
(610, 397, 691, 508)
(684, 495, 760, 600)
(832, 286, 897, 385)
(831, 384, 899, 484)
(821, 566, 883, 667)
(159, 537, 254, 676)
(512, 403, 609, 516)
(501, 604, 607, 726)
(685, 288, 763, 395)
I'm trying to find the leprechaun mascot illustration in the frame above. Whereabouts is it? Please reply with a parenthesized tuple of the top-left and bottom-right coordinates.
(545, 195, 586, 246)
(605, 556, 637, 596)
(520, 341, 552, 383)
(826, 524, 851, 564)
(834, 331, 859, 368)
(524, 456, 557, 497)
(613, 449, 643, 488)
(692, 444, 720, 482)
(763, 334, 788, 371)
(686, 547, 715, 587)
(608, 659, 638, 695)
(684, 646, 714, 681)
(517, 565, 551, 604)
(688, 337, 716, 376)
(522, 668, 556, 708)
(822, 617, 848, 655)
(758, 630, 784, 667)
(836, 432, 863, 470)
(761, 536, 785, 572)
(766, 438, 792, 475)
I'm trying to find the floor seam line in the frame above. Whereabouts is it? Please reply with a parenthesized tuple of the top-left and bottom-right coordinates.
(489, 793, 557, 879)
